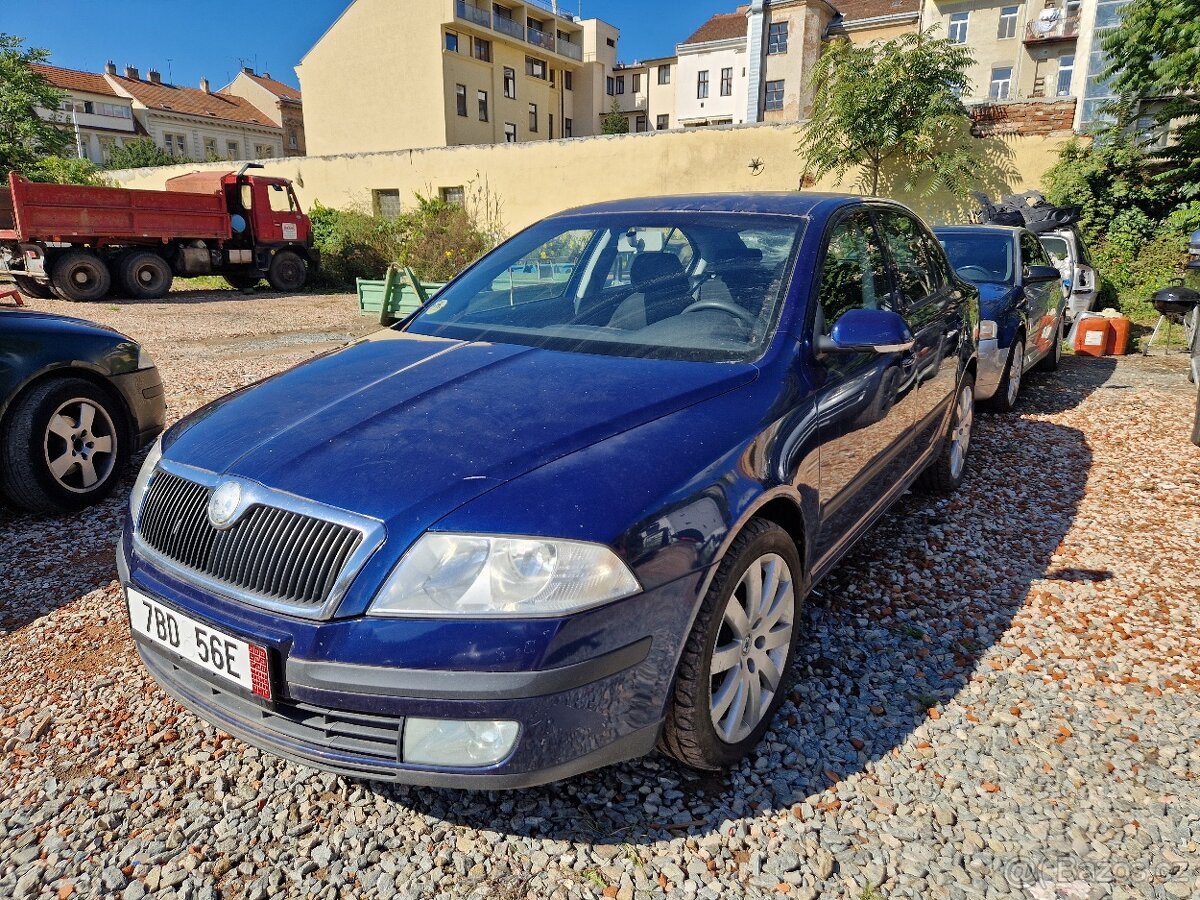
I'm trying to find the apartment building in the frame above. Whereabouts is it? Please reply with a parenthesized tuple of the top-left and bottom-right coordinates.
(611, 57, 678, 132)
(675, 0, 838, 129)
(827, 0, 922, 44)
(29, 63, 140, 165)
(297, 0, 621, 156)
(222, 67, 307, 157)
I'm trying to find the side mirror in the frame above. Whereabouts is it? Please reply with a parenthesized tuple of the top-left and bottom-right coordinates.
(1024, 265, 1061, 284)
(817, 308, 915, 354)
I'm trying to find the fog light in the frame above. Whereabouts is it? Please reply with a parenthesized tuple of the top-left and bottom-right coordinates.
(402, 718, 519, 767)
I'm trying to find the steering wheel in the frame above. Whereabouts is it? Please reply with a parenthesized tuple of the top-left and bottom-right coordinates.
(956, 265, 996, 281)
(681, 299, 756, 326)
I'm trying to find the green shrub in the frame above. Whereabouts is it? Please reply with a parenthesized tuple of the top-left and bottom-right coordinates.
(24, 156, 112, 186)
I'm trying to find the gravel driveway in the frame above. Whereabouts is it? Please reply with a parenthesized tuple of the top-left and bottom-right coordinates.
(1, 290, 1197, 900)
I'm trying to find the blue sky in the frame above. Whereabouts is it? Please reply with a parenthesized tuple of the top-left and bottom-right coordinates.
(2, 1, 726, 89)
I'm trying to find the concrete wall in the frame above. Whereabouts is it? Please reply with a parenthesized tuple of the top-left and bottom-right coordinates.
(108, 118, 1071, 233)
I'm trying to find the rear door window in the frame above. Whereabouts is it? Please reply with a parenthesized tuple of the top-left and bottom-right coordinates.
(877, 211, 940, 306)
(817, 210, 891, 330)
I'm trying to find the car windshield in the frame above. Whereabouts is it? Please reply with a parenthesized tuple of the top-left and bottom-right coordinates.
(404, 213, 805, 363)
(938, 233, 1015, 285)
(1040, 235, 1070, 267)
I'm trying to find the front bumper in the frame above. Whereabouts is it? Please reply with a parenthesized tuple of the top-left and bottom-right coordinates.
(975, 338, 1005, 401)
(119, 532, 703, 788)
(109, 367, 167, 450)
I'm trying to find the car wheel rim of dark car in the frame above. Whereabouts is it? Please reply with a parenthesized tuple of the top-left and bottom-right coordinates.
(43, 398, 117, 493)
(1008, 342, 1024, 406)
(950, 385, 974, 480)
(709, 552, 795, 744)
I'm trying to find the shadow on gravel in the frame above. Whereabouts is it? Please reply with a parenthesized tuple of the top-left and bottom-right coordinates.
(383, 415, 1093, 847)
(1021, 354, 1118, 415)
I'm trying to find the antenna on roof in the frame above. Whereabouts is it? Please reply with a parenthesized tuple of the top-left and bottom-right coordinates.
(166, 58, 174, 83)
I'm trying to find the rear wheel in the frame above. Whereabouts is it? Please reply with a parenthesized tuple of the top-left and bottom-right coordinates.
(985, 339, 1024, 413)
(119, 251, 174, 300)
(0, 378, 128, 513)
(916, 374, 975, 495)
(51, 251, 111, 302)
(660, 519, 802, 771)
(267, 251, 307, 292)
(12, 275, 56, 300)
(225, 272, 262, 291)
(1035, 317, 1063, 372)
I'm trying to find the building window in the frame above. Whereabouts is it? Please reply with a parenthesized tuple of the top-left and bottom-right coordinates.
(606, 76, 615, 96)
(526, 56, 547, 79)
(548, 113, 554, 138)
(529, 103, 538, 132)
(445, 31, 459, 52)
(226, 140, 240, 159)
(631, 73, 641, 94)
(473, 37, 491, 62)
(203, 137, 217, 159)
(504, 122, 517, 142)
(478, 90, 489, 121)
(989, 66, 1013, 99)
(997, 5, 1019, 39)
(656, 114, 669, 130)
(1056, 54, 1075, 97)
(606, 37, 615, 47)
(373, 189, 401, 219)
(948, 12, 969, 44)
(564, 70, 573, 91)
(765, 80, 785, 110)
(288, 128, 298, 149)
(564, 117, 573, 137)
(456, 84, 468, 117)
(163, 133, 188, 157)
(615, 75, 625, 94)
(768, 21, 788, 54)
(720, 67, 733, 97)
(635, 114, 647, 133)
(504, 67, 516, 98)
(97, 136, 117, 163)
(697, 70, 709, 99)
(255, 144, 274, 159)
(440, 186, 465, 206)
(658, 64, 671, 85)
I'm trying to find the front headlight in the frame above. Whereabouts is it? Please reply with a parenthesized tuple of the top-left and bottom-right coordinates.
(129, 437, 163, 525)
(977, 320, 998, 341)
(135, 345, 156, 371)
(368, 533, 641, 618)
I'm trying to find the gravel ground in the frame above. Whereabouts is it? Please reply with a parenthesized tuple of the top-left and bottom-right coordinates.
(1, 290, 1197, 900)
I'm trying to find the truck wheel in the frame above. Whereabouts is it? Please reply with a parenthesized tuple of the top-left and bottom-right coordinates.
(267, 251, 307, 292)
(119, 251, 174, 300)
(12, 276, 56, 300)
(51, 251, 111, 302)
(225, 273, 262, 291)
(0, 377, 128, 513)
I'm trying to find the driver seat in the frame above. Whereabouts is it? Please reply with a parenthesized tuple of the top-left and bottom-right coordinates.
(609, 253, 691, 330)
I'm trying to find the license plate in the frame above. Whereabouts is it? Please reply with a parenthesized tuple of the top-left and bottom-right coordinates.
(127, 587, 272, 699)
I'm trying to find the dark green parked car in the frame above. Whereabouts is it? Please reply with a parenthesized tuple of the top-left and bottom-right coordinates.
(0, 308, 165, 512)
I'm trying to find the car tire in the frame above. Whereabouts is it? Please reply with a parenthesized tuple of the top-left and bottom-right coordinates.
(119, 251, 174, 300)
(12, 275, 56, 300)
(985, 339, 1024, 414)
(660, 518, 803, 771)
(50, 251, 112, 302)
(267, 251, 307, 292)
(225, 273, 262, 291)
(916, 373, 975, 495)
(1036, 317, 1063, 372)
(0, 377, 128, 513)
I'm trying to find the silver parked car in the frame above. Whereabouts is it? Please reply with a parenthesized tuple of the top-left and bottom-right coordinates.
(1039, 228, 1099, 320)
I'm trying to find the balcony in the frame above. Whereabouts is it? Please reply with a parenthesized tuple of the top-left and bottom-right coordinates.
(492, 15, 525, 40)
(1024, 14, 1080, 43)
(527, 26, 555, 52)
(558, 38, 582, 61)
(455, 0, 491, 29)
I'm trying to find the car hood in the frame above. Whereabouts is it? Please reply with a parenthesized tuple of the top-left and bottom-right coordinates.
(165, 330, 757, 549)
(0, 308, 131, 341)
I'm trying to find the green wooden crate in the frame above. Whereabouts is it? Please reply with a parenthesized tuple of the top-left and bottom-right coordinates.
(357, 267, 445, 324)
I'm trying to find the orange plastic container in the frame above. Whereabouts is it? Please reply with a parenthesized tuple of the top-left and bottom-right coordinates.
(1075, 318, 1113, 357)
(1107, 317, 1131, 356)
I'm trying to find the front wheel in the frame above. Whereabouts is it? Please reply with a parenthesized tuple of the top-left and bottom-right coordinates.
(267, 251, 307, 292)
(985, 339, 1024, 414)
(916, 374, 975, 495)
(0, 378, 128, 513)
(660, 519, 802, 771)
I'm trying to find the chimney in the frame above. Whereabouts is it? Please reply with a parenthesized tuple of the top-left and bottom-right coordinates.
(242, 66, 254, 75)
(262, 72, 270, 79)
(200, 77, 211, 94)
(148, 68, 162, 84)
(105, 60, 117, 76)
(124, 65, 140, 80)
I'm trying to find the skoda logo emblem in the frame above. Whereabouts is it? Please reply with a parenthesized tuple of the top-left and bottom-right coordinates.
(207, 481, 244, 529)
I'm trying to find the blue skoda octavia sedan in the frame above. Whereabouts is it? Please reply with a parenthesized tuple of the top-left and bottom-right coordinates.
(120, 195, 979, 787)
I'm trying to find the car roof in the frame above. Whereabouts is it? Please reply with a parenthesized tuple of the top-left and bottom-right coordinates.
(934, 224, 1024, 238)
(559, 193, 871, 219)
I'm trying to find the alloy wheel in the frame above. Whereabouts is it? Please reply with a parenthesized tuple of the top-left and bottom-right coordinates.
(949, 382, 974, 481)
(1007, 342, 1025, 407)
(43, 398, 117, 494)
(709, 552, 795, 744)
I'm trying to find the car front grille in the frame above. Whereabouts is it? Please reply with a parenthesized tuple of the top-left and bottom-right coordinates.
(136, 468, 371, 617)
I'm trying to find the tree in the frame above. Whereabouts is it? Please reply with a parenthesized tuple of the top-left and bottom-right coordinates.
(104, 137, 190, 169)
(601, 97, 629, 135)
(797, 29, 976, 197)
(1102, 0, 1200, 198)
(27, 155, 111, 186)
(0, 33, 71, 175)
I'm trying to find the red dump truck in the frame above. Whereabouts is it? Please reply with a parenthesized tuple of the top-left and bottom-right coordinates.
(0, 164, 319, 301)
